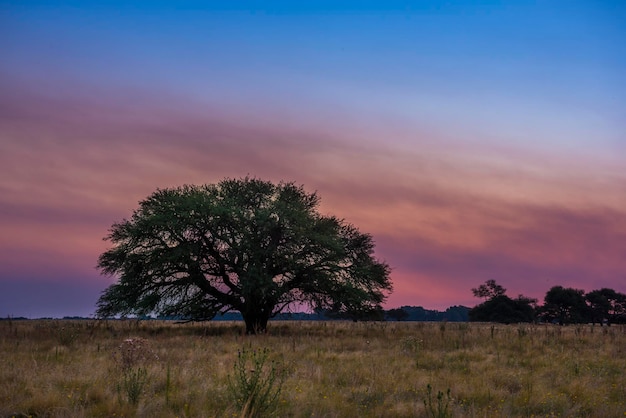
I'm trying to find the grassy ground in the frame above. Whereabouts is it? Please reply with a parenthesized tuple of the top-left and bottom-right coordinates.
(1, 319, 625, 417)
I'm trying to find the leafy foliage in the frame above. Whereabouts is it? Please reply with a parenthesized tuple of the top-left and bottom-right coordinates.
(97, 177, 392, 333)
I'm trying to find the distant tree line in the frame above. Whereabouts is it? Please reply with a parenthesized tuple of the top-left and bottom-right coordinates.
(385, 306, 469, 322)
(155, 305, 470, 322)
(469, 280, 626, 325)
(0, 306, 470, 322)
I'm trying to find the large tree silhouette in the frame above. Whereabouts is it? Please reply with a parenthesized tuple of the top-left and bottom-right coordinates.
(96, 177, 392, 333)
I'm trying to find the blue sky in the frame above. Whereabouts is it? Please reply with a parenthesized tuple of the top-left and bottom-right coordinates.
(6, 0, 624, 152)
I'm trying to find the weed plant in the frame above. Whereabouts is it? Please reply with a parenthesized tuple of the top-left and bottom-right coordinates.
(118, 367, 148, 405)
(424, 384, 451, 418)
(227, 347, 284, 417)
(55, 324, 79, 347)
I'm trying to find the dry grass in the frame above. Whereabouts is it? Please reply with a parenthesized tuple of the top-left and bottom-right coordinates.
(1, 319, 625, 417)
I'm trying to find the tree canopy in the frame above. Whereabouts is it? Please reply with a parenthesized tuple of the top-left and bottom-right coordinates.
(96, 177, 392, 333)
(469, 280, 536, 323)
(471, 279, 506, 300)
(538, 286, 588, 325)
(585, 288, 626, 325)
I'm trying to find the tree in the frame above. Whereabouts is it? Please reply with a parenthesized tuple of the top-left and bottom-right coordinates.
(539, 286, 588, 325)
(443, 306, 471, 322)
(471, 279, 506, 300)
(469, 280, 536, 323)
(96, 178, 392, 334)
(386, 308, 409, 321)
(469, 295, 536, 324)
(586, 288, 626, 325)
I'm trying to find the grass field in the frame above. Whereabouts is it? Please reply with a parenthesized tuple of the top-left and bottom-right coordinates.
(1, 319, 625, 417)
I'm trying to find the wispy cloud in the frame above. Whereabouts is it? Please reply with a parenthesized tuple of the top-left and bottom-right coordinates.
(1, 80, 625, 312)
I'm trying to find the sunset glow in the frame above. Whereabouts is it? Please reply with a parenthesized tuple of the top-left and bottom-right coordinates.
(1, 1, 625, 317)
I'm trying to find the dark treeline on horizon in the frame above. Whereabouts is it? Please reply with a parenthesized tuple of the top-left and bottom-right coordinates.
(1, 305, 471, 322)
(469, 280, 626, 325)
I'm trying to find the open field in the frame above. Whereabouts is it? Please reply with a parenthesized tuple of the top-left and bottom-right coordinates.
(1, 320, 625, 417)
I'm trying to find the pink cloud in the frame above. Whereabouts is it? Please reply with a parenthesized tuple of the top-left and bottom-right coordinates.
(1, 80, 625, 312)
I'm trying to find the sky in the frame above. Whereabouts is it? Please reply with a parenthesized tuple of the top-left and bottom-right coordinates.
(1, 1, 625, 318)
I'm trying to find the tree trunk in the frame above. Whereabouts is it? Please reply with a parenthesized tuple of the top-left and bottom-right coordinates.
(242, 309, 271, 335)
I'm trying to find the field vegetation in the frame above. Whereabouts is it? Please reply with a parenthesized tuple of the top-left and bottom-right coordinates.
(1, 319, 625, 417)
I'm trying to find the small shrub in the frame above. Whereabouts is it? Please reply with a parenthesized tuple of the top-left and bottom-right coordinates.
(401, 336, 422, 354)
(112, 338, 157, 406)
(401, 336, 423, 367)
(518, 326, 528, 338)
(57, 325, 79, 347)
(118, 367, 147, 405)
(227, 347, 284, 417)
(114, 337, 158, 370)
(424, 384, 452, 418)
